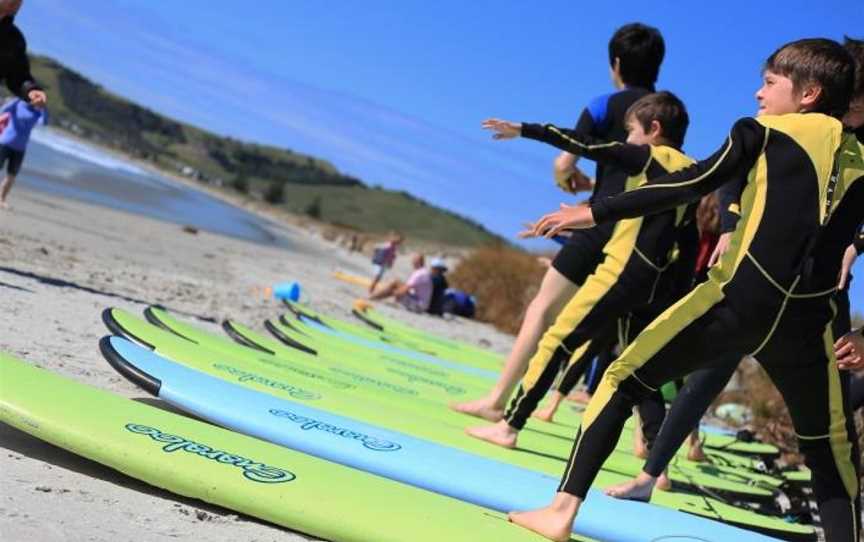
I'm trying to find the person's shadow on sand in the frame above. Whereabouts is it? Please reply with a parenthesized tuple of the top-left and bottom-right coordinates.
(0, 265, 216, 323)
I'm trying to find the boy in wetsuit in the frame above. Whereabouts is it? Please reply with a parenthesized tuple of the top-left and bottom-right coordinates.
(510, 38, 861, 542)
(452, 22, 666, 422)
(469, 92, 699, 454)
(602, 35, 864, 504)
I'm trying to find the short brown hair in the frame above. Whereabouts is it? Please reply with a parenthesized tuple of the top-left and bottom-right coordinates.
(625, 91, 689, 148)
(764, 38, 855, 118)
(844, 36, 864, 99)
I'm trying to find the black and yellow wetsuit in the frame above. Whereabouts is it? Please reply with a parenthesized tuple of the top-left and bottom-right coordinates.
(558, 114, 863, 542)
(502, 123, 697, 432)
(552, 87, 653, 285)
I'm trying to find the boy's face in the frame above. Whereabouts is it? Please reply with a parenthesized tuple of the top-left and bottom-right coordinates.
(755, 70, 803, 116)
(625, 116, 657, 146)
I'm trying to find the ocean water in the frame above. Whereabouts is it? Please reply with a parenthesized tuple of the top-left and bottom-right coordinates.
(17, 129, 290, 247)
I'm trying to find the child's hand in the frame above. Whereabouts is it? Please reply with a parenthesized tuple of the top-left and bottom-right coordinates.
(28, 90, 47, 107)
(565, 169, 594, 193)
(837, 243, 857, 290)
(482, 118, 521, 140)
(834, 331, 864, 371)
(518, 203, 595, 238)
(708, 232, 733, 267)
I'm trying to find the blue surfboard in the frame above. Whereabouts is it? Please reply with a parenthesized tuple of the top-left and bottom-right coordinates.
(100, 335, 780, 542)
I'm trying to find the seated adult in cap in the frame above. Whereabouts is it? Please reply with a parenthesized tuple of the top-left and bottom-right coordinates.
(427, 258, 450, 316)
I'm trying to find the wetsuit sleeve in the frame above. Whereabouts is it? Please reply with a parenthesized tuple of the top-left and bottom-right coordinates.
(854, 228, 864, 255)
(718, 176, 745, 233)
(591, 118, 766, 223)
(520, 123, 650, 175)
(5, 29, 41, 100)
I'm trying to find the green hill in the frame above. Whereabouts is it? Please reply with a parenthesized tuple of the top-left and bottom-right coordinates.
(25, 55, 506, 247)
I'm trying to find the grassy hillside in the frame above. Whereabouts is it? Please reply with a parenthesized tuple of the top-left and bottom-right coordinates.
(25, 55, 506, 247)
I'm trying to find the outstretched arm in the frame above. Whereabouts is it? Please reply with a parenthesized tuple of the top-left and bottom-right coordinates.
(482, 119, 651, 175)
(519, 118, 766, 238)
(590, 118, 766, 224)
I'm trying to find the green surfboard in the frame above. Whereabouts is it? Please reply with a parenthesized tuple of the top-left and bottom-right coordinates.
(0, 353, 577, 542)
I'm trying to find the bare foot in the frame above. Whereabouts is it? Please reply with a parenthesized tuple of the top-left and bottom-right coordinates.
(508, 492, 580, 542)
(655, 471, 672, 492)
(566, 390, 592, 404)
(533, 403, 557, 422)
(465, 420, 518, 448)
(450, 397, 505, 422)
(353, 298, 373, 311)
(687, 444, 707, 462)
(604, 472, 657, 502)
(0, 201, 8, 210)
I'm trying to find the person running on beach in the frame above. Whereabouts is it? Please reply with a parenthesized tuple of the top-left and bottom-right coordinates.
(368, 232, 403, 293)
(509, 38, 861, 542)
(0, 96, 47, 208)
(452, 23, 666, 422)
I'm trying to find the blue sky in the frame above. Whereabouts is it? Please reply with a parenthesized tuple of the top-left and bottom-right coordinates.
(18, 0, 863, 311)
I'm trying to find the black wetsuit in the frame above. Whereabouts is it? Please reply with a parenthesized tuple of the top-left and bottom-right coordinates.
(502, 123, 697, 434)
(0, 16, 40, 100)
(552, 87, 653, 285)
(557, 114, 863, 542)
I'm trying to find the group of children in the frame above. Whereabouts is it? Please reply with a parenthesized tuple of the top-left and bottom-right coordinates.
(453, 24, 863, 542)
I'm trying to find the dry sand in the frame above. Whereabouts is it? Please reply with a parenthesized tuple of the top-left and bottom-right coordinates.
(0, 185, 513, 542)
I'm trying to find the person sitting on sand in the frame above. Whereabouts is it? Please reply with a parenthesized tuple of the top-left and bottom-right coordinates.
(367, 253, 433, 313)
(427, 258, 449, 316)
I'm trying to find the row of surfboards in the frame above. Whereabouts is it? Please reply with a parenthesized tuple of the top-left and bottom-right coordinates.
(0, 301, 819, 541)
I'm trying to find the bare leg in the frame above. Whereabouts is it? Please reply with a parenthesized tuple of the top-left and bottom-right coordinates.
(369, 280, 401, 300)
(451, 267, 578, 420)
(0, 174, 15, 207)
(632, 411, 648, 459)
(533, 391, 565, 422)
(655, 470, 672, 491)
(508, 492, 581, 542)
(566, 389, 592, 404)
(686, 429, 707, 462)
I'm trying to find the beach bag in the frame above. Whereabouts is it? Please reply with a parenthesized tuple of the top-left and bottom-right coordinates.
(442, 288, 476, 318)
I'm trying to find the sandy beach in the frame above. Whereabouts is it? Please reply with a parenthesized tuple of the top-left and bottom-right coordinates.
(0, 180, 513, 541)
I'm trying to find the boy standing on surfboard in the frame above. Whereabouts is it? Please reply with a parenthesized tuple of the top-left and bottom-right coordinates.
(452, 23, 666, 423)
(510, 38, 862, 542)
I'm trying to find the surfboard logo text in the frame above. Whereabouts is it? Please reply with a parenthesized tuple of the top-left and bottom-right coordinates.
(126, 424, 296, 483)
(212, 363, 321, 400)
(268, 409, 402, 452)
